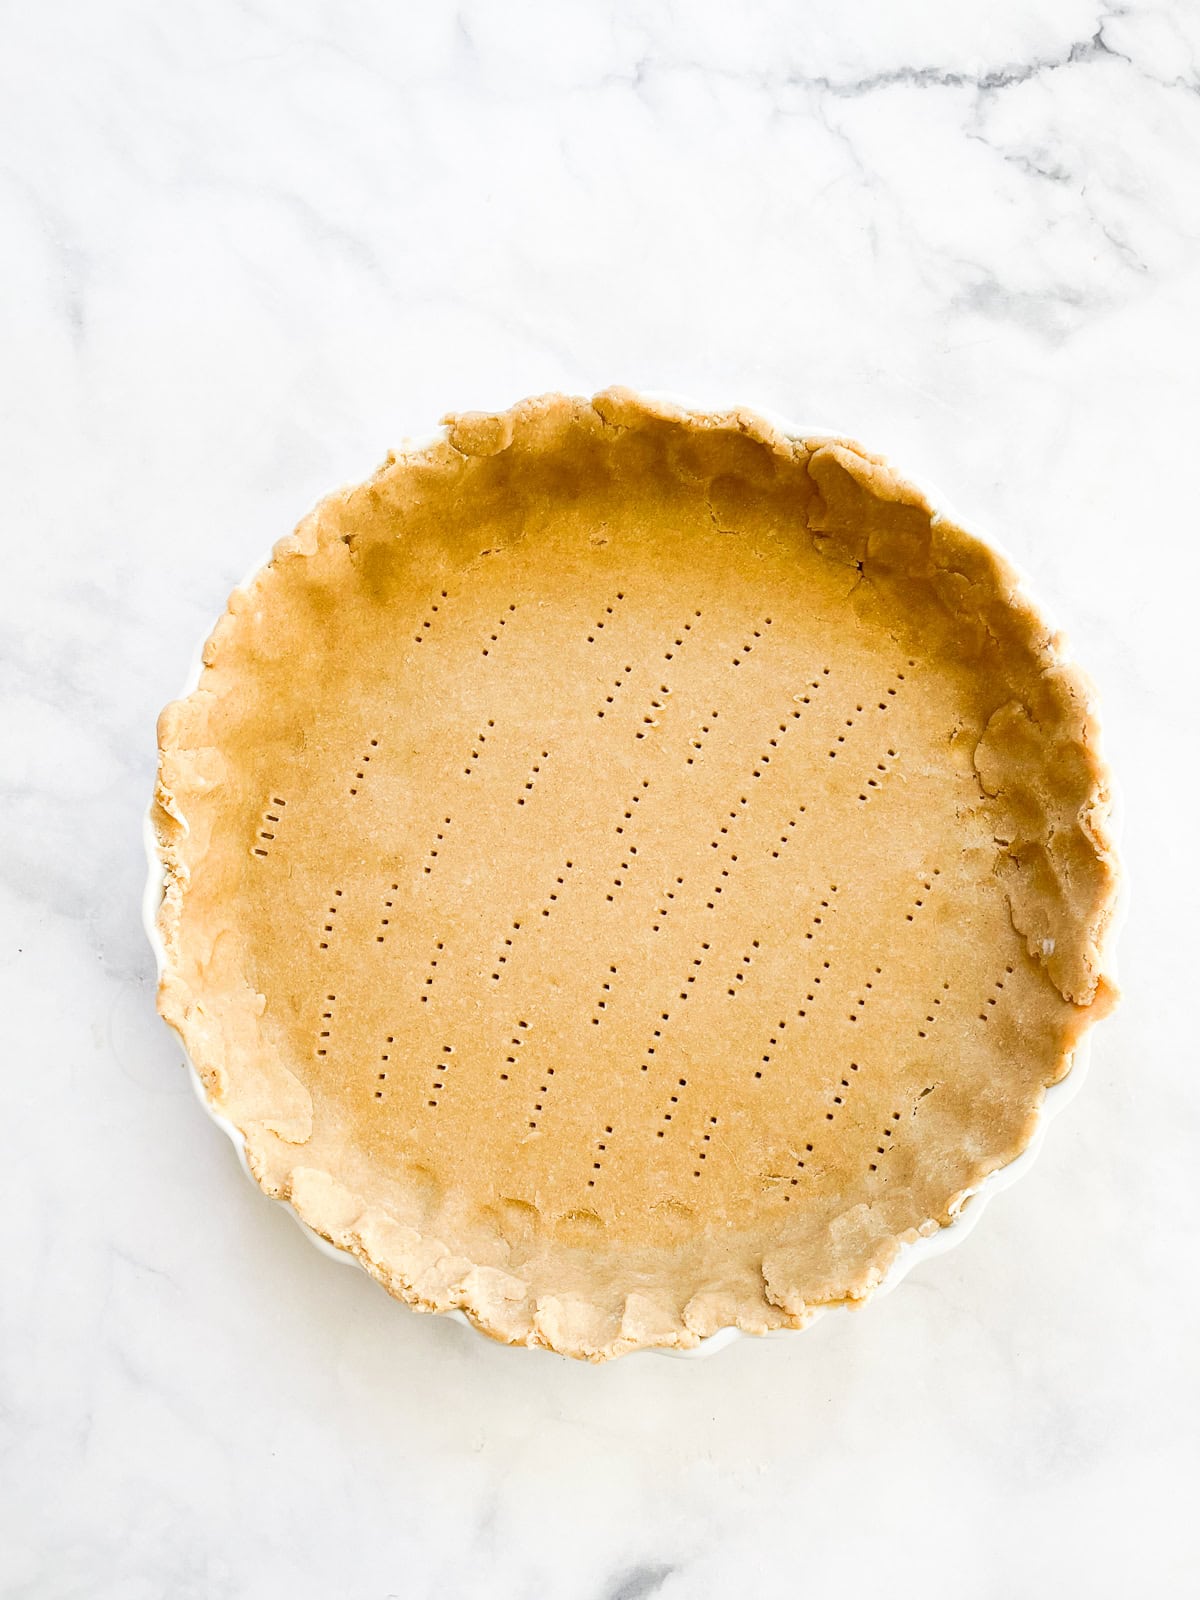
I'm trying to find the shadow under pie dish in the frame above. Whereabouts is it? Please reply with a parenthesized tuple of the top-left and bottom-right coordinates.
(150, 389, 1120, 1361)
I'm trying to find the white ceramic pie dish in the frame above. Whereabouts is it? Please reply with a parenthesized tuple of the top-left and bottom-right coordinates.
(143, 393, 1122, 1360)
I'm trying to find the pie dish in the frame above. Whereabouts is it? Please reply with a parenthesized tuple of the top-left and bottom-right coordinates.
(152, 389, 1120, 1361)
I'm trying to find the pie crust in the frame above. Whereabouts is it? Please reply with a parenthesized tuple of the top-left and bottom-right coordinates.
(153, 389, 1119, 1360)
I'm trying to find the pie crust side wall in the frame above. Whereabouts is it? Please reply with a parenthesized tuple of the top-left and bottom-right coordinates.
(152, 389, 1120, 1360)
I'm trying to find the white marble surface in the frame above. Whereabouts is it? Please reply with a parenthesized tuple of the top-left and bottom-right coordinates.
(3, 1, 1198, 1594)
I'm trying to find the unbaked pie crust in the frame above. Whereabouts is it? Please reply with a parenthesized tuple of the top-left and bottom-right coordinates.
(153, 389, 1119, 1360)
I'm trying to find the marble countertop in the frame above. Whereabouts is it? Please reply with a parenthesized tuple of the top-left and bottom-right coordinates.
(4, 2, 1198, 1595)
